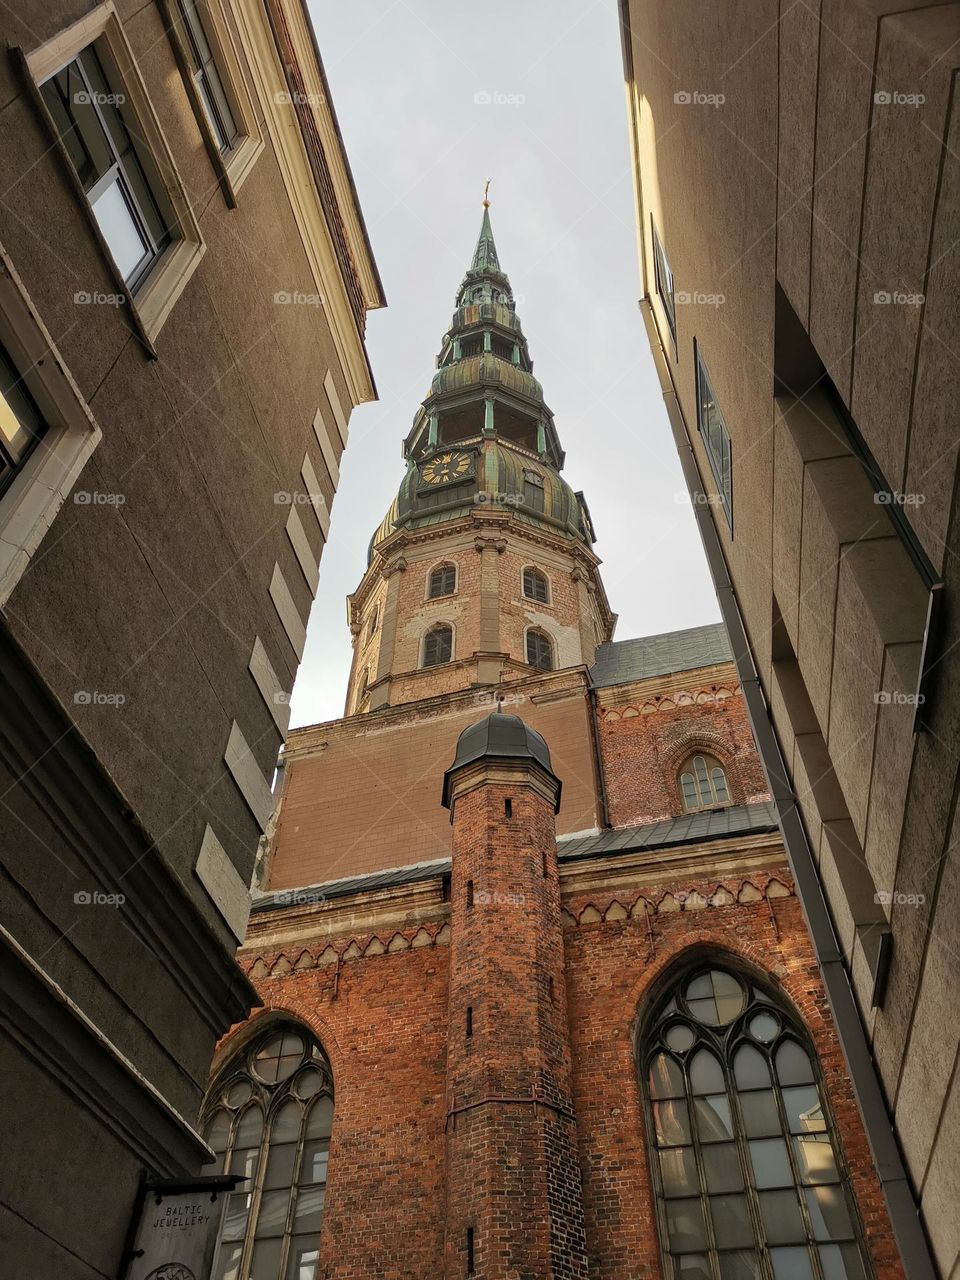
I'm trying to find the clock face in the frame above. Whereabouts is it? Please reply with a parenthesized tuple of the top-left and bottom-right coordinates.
(421, 451, 472, 486)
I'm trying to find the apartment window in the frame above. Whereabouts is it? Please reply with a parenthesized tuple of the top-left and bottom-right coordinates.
(526, 628, 553, 672)
(652, 220, 677, 345)
(27, 5, 206, 341)
(428, 563, 457, 599)
(423, 623, 453, 667)
(695, 345, 733, 529)
(177, 0, 238, 153)
(0, 244, 102, 605)
(679, 753, 731, 812)
(522, 566, 549, 604)
(642, 964, 867, 1280)
(201, 1023, 333, 1280)
(0, 342, 48, 500)
(40, 47, 171, 289)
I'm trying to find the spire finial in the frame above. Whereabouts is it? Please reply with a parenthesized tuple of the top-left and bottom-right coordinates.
(482, 179, 491, 209)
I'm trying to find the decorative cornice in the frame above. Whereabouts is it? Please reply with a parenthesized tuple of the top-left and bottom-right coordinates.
(0, 924, 210, 1175)
(0, 623, 258, 1036)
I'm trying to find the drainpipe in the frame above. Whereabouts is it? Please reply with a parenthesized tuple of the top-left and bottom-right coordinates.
(638, 296, 936, 1280)
(587, 670, 611, 831)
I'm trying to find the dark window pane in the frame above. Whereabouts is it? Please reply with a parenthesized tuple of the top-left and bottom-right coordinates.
(818, 1243, 866, 1280)
(659, 1147, 699, 1198)
(710, 1194, 753, 1248)
(758, 1190, 805, 1244)
(665, 1197, 708, 1252)
(301, 1138, 330, 1186)
(770, 1248, 814, 1280)
(674, 1256, 712, 1280)
(740, 1090, 782, 1138)
(523, 567, 549, 602)
(748, 1012, 779, 1043)
(272, 1100, 302, 1143)
(719, 1251, 762, 1280)
(220, 1193, 250, 1242)
(793, 1136, 839, 1185)
(776, 1041, 815, 1086)
(235, 1107, 264, 1148)
(665, 1023, 696, 1053)
(287, 1234, 321, 1280)
(654, 1098, 691, 1147)
(264, 1141, 297, 1190)
(703, 1143, 743, 1193)
(526, 629, 553, 670)
(804, 1186, 853, 1241)
(254, 1188, 290, 1238)
(650, 1053, 685, 1099)
(429, 564, 456, 597)
(214, 1241, 243, 1280)
(293, 1183, 325, 1232)
(424, 625, 453, 666)
(689, 1049, 724, 1095)
(306, 1095, 334, 1139)
(782, 1086, 826, 1135)
(249, 1236, 283, 1280)
(693, 1094, 733, 1142)
(685, 970, 744, 1025)
(749, 1138, 793, 1189)
(734, 1045, 771, 1091)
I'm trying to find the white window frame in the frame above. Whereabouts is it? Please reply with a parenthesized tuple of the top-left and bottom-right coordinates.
(521, 564, 551, 606)
(0, 244, 102, 605)
(26, 1, 205, 343)
(163, 0, 264, 197)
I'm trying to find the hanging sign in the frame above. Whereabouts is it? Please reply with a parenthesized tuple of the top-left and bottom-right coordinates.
(120, 1175, 244, 1280)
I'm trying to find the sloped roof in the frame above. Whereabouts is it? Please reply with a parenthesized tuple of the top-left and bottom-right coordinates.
(555, 802, 778, 862)
(591, 621, 732, 689)
(249, 802, 779, 916)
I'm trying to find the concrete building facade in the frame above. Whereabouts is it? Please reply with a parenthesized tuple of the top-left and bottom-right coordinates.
(203, 210, 906, 1280)
(619, 4, 960, 1276)
(0, 0, 382, 1273)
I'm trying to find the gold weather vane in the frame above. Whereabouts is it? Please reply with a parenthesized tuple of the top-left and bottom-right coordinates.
(483, 179, 491, 208)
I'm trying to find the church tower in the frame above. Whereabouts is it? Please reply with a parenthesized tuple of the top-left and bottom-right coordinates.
(345, 200, 616, 714)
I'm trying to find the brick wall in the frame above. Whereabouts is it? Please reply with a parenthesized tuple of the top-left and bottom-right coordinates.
(599, 665, 770, 827)
(233, 863, 902, 1280)
(267, 676, 600, 888)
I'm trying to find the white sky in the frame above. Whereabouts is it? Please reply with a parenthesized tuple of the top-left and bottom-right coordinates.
(289, 0, 720, 728)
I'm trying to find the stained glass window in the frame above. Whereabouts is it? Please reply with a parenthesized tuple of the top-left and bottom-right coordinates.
(201, 1024, 333, 1280)
(642, 965, 868, 1280)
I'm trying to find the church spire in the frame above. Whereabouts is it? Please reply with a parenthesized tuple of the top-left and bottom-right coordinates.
(468, 184, 501, 277)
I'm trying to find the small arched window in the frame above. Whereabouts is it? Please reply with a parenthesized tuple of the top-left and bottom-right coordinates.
(428, 562, 457, 599)
(423, 623, 453, 667)
(522, 566, 549, 604)
(201, 1022, 333, 1280)
(641, 963, 868, 1280)
(357, 669, 369, 707)
(679, 753, 731, 811)
(526, 628, 553, 672)
(367, 605, 379, 640)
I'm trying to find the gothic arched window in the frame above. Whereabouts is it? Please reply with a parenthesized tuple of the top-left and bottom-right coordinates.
(428, 562, 457, 599)
(201, 1022, 334, 1280)
(526, 628, 553, 671)
(522, 565, 549, 604)
(641, 963, 868, 1280)
(679, 753, 731, 812)
(422, 623, 453, 667)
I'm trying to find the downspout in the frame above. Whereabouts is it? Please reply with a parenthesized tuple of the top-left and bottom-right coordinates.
(587, 670, 611, 830)
(638, 295, 936, 1280)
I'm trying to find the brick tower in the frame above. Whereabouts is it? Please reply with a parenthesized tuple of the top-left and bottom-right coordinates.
(343, 196, 615, 716)
(441, 712, 588, 1280)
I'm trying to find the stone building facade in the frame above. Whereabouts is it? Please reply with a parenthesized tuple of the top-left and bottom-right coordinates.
(204, 211, 906, 1280)
(618, 3, 959, 1275)
(0, 0, 382, 1273)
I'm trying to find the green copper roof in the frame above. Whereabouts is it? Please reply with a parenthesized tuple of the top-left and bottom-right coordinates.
(470, 206, 501, 275)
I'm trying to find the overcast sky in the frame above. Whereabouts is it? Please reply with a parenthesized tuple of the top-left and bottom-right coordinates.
(289, 0, 720, 728)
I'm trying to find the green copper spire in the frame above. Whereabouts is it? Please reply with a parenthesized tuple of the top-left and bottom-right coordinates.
(470, 204, 501, 275)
